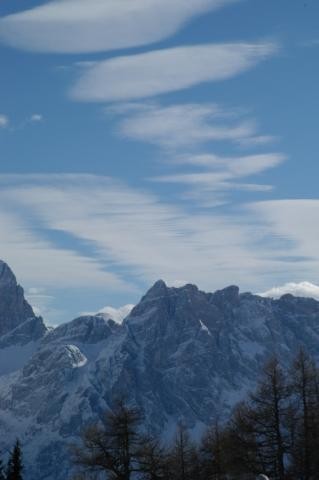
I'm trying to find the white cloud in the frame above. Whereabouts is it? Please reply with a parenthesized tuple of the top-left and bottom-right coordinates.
(0, 113, 44, 131)
(250, 200, 319, 264)
(71, 42, 278, 102)
(226, 153, 285, 177)
(152, 153, 285, 183)
(98, 304, 134, 323)
(0, 208, 132, 292)
(180, 152, 285, 175)
(112, 103, 278, 150)
(82, 304, 135, 324)
(0, 0, 238, 54)
(112, 102, 283, 202)
(1, 175, 318, 296)
(152, 172, 273, 192)
(26, 289, 55, 316)
(149, 153, 283, 197)
(0, 114, 9, 128)
(116, 103, 260, 148)
(0, 174, 290, 293)
(30, 113, 43, 123)
(259, 282, 319, 300)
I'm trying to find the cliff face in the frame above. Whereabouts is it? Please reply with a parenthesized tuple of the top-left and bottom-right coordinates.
(0, 260, 36, 336)
(1, 266, 319, 479)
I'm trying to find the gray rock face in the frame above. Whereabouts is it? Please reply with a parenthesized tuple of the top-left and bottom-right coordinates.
(0, 261, 17, 288)
(1, 271, 319, 479)
(0, 260, 48, 375)
(43, 314, 121, 345)
(0, 260, 36, 336)
(0, 317, 48, 348)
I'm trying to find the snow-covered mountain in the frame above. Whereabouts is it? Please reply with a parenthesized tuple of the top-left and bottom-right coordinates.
(1, 261, 319, 479)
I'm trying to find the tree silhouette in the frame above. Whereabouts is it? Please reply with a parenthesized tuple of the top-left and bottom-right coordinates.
(72, 400, 142, 480)
(6, 439, 23, 480)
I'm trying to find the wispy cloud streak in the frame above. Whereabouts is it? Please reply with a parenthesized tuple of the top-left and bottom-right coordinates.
(0, 175, 317, 294)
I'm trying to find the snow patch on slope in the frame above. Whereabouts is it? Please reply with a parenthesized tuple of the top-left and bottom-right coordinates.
(65, 345, 87, 368)
(199, 319, 211, 335)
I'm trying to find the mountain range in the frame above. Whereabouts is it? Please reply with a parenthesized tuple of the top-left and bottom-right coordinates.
(0, 260, 319, 479)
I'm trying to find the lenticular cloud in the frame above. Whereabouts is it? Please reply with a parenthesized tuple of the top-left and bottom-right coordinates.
(0, 0, 237, 53)
(71, 42, 277, 102)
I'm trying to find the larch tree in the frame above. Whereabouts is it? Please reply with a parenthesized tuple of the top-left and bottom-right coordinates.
(288, 348, 319, 480)
(72, 400, 142, 480)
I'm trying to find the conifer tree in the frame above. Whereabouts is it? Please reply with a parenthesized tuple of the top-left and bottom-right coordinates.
(167, 424, 197, 480)
(6, 439, 23, 480)
(288, 349, 319, 480)
(199, 421, 227, 480)
(72, 400, 142, 480)
(137, 434, 166, 480)
(226, 401, 262, 477)
(225, 358, 290, 480)
(249, 357, 290, 480)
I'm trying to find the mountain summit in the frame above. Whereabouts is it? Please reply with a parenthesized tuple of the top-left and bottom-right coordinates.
(0, 260, 37, 336)
(0, 260, 17, 287)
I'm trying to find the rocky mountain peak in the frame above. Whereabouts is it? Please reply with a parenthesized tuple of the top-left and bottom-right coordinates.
(212, 285, 240, 305)
(128, 279, 169, 319)
(143, 279, 168, 299)
(0, 260, 17, 288)
(0, 260, 38, 337)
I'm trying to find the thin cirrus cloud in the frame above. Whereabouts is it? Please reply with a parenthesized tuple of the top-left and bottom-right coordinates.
(250, 200, 319, 265)
(0, 0, 238, 54)
(151, 153, 285, 189)
(25, 288, 60, 323)
(0, 174, 317, 295)
(113, 102, 284, 200)
(115, 102, 275, 149)
(71, 42, 278, 102)
(151, 173, 273, 196)
(248, 200, 319, 287)
(0, 174, 297, 293)
(0, 207, 132, 292)
(183, 153, 285, 176)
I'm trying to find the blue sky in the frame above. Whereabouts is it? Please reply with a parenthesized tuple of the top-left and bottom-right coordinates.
(0, 0, 319, 324)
